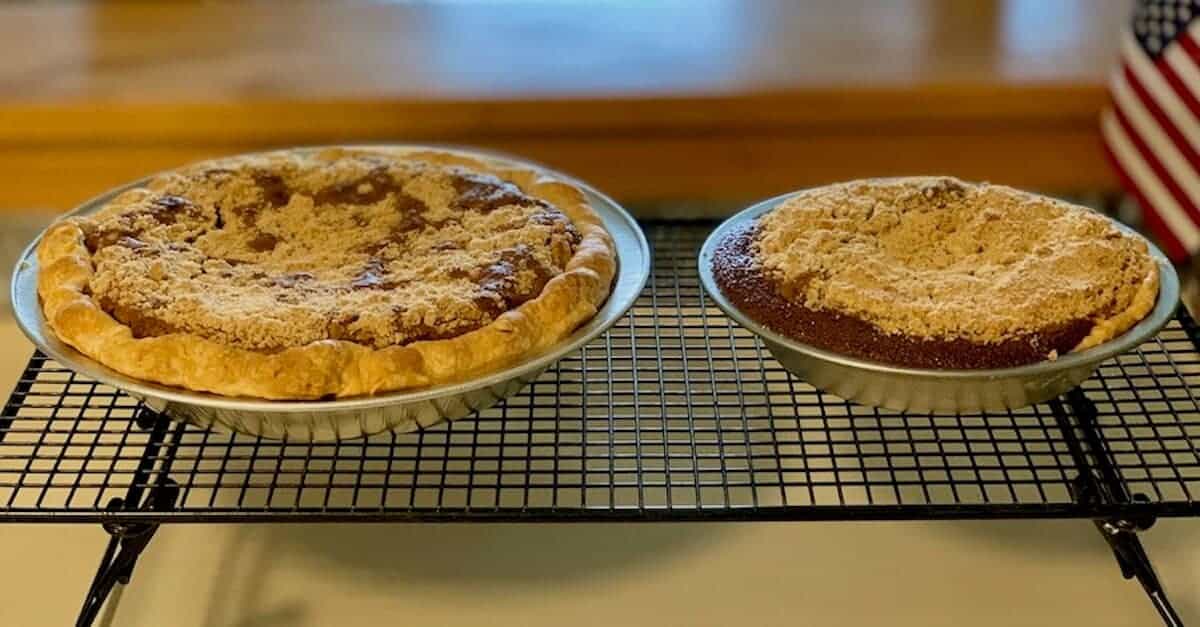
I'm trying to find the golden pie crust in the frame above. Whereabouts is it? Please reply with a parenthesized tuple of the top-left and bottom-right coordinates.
(36, 147, 617, 399)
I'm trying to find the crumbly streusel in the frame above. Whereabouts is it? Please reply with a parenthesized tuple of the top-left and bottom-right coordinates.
(80, 149, 582, 351)
(754, 177, 1157, 344)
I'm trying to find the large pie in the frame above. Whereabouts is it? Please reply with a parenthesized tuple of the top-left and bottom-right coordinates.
(37, 147, 617, 399)
(711, 177, 1161, 369)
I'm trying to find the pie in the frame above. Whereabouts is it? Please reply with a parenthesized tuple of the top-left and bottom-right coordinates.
(711, 177, 1160, 369)
(36, 147, 617, 399)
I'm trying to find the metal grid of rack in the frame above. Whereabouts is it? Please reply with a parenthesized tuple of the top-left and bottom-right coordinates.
(3, 220, 1199, 626)
(3, 222, 1200, 523)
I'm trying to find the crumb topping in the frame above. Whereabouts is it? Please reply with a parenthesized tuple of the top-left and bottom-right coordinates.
(81, 149, 582, 351)
(753, 177, 1157, 344)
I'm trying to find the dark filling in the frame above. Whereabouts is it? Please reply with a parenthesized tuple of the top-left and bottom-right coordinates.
(82, 195, 200, 254)
(386, 245, 557, 344)
(386, 306, 481, 343)
(97, 295, 181, 339)
(330, 245, 561, 347)
(312, 166, 399, 206)
(351, 258, 407, 290)
(252, 172, 291, 208)
(326, 312, 361, 341)
(247, 232, 279, 252)
(711, 223, 1094, 369)
(83, 227, 129, 255)
(391, 193, 433, 229)
(450, 172, 545, 213)
(229, 168, 427, 229)
(272, 272, 314, 289)
(472, 244, 558, 310)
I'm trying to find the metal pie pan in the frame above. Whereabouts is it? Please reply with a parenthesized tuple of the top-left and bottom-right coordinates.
(698, 191, 1181, 414)
(12, 145, 651, 441)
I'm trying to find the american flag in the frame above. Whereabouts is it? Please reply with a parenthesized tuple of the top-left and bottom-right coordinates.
(1102, 0, 1200, 262)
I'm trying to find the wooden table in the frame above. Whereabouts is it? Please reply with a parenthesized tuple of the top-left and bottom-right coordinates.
(0, 0, 1125, 211)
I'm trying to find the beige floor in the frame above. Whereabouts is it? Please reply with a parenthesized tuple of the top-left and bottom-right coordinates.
(3, 317, 1200, 626)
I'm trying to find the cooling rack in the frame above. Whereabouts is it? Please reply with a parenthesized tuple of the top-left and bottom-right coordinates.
(3, 222, 1197, 626)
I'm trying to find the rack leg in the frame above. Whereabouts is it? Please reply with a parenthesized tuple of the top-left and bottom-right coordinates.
(1053, 391, 1186, 627)
(76, 408, 182, 627)
(76, 484, 178, 627)
(1092, 518, 1184, 627)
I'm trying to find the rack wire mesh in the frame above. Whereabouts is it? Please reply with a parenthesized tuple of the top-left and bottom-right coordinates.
(2, 221, 1200, 522)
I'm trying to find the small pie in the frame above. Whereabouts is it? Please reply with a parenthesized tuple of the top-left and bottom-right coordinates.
(37, 147, 617, 399)
(711, 177, 1160, 369)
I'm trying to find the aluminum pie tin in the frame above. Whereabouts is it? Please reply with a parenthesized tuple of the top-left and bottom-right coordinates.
(698, 192, 1181, 414)
(12, 145, 650, 441)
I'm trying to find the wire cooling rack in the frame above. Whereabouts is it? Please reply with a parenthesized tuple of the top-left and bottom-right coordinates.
(2, 222, 1200, 523)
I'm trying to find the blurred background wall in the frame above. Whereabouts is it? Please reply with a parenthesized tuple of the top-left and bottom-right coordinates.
(0, 0, 1125, 214)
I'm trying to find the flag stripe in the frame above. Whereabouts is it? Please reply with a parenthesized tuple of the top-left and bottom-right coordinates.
(1165, 36, 1200, 117)
(1102, 138, 1190, 261)
(1102, 110, 1200, 257)
(1158, 37, 1200, 123)
(1109, 102, 1200, 236)
(1113, 66, 1200, 217)
(1123, 60, 1200, 174)
(1123, 30, 1200, 156)
(1177, 23, 1200, 62)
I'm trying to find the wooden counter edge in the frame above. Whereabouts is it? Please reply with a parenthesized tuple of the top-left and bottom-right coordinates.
(0, 83, 1108, 144)
(0, 83, 1117, 208)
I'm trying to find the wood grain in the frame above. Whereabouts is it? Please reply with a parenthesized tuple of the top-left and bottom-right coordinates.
(0, 0, 1127, 210)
